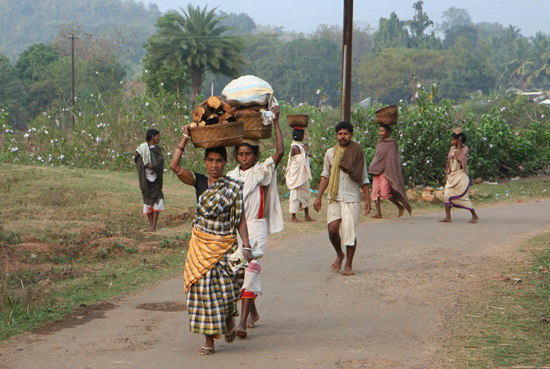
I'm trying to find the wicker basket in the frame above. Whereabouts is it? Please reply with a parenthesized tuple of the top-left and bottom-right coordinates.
(375, 105, 398, 125)
(287, 114, 309, 128)
(239, 110, 272, 140)
(189, 121, 244, 149)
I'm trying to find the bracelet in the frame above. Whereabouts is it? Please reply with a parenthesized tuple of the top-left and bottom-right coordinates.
(182, 133, 190, 139)
(176, 167, 183, 175)
(243, 246, 252, 251)
(177, 145, 185, 151)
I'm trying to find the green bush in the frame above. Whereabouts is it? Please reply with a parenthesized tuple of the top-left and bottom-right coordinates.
(2, 83, 549, 187)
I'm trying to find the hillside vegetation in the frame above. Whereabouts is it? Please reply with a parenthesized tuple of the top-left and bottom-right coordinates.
(0, 0, 160, 63)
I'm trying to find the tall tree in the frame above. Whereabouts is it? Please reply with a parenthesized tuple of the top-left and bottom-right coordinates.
(0, 54, 22, 122)
(372, 12, 410, 53)
(528, 32, 550, 89)
(407, 1, 441, 50)
(437, 7, 472, 34)
(144, 5, 245, 104)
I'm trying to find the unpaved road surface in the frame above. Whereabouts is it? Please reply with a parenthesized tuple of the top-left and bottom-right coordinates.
(1, 201, 549, 369)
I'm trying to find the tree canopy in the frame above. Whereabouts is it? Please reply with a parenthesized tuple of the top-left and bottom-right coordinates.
(143, 5, 246, 105)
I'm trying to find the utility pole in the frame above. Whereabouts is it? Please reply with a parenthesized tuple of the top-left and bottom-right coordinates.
(66, 34, 79, 128)
(341, 0, 353, 122)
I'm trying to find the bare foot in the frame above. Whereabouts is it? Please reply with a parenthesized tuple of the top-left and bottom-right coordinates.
(291, 218, 302, 223)
(331, 253, 344, 271)
(246, 313, 259, 328)
(371, 214, 383, 219)
(236, 330, 247, 339)
(143, 226, 157, 232)
(225, 317, 236, 343)
(342, 266, 354, 276)
(397, 205, 404, 218)
(468, 217, 479, 224)
(304, 216, 316, 222)
(438, 218, 452, 223)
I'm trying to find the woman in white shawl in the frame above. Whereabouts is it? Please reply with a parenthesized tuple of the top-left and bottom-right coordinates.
(226, 107, 284, 339)
(285, 128, 315, 222)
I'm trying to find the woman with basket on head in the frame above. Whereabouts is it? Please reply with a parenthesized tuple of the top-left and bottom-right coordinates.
(369, 106, 412, 218)
(285, 116, 315, 223)
(439, 128, 479, 224)
(169, 126, 253, 356)
(226, 105, 284, 339)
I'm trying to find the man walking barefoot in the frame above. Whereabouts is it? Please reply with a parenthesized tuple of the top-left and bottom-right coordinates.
(313, 121, 371, 276)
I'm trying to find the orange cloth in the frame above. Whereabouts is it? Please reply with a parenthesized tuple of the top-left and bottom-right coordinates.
(184, 227, 237, 293)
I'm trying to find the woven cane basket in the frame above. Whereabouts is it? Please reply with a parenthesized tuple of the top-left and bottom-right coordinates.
(287, 114, 309, 128)
(189, 121, 244, 149)
(239, 110, 272, 140)
(375, 105, 398, 125)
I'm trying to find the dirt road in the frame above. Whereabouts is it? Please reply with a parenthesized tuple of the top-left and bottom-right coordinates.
(1, 200, 549, 369)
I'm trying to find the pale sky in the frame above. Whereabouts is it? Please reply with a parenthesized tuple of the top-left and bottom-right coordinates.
(148, 0, 550, 37)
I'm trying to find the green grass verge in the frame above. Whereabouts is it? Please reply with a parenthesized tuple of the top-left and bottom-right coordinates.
(447, 232, 550, 368)
(0, 250, 186, 341)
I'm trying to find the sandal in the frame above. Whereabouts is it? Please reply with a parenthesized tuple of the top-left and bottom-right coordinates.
(225, 325, 236, 343)
(197, 346, 215, 355)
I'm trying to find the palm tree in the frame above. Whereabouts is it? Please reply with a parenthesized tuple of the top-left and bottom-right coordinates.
(528, 32, 550, 88)
(502, 38, 533, 90)
(144, 5, 245, 105)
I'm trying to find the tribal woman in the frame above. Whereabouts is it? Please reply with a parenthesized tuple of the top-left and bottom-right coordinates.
(169, 126, 253, 355)
(135, 128, 164, 232)
(439, 128, 479, 224)
(227, 106, 284, 339)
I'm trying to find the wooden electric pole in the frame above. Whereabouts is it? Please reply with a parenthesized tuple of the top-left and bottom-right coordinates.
(341, 0, 353, 122)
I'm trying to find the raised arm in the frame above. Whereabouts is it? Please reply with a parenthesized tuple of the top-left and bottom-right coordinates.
(270, 107, 285, 167)
(169, 125, 194, 185)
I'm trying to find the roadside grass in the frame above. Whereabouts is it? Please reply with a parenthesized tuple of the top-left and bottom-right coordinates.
(0, 163, 549, 343)
(0, 250, 186, 341)
(447, 232, 550, 368)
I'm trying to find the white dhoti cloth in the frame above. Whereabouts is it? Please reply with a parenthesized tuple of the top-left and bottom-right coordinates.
(326, 201, 360, 246)
(289, 182, 311, 213)
(285, 141, 312, 214)
(241, 219, 267, 296)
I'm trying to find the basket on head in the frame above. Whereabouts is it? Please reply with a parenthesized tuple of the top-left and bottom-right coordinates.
(287, 114, 309, 128)
(238, 110, 272, 140)
(189, 121, 244, 149)
(375, 105, 398, 125)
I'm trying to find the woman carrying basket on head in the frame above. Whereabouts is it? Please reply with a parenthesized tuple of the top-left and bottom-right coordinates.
(369, 124, 412, 218)
(169, 126, 253, 356)
(226, 106, 284, 339)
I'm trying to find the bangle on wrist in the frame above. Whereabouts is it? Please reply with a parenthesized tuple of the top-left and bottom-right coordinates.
(176, 167, 184, 175)
(182, 133, 190, 139)
(243, 246, 252, 251)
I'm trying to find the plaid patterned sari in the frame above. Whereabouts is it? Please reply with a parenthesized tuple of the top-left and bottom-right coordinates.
(186, 175, 245, 335)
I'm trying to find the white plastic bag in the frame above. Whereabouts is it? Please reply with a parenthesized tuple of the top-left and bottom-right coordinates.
(222, 75, 273, 106)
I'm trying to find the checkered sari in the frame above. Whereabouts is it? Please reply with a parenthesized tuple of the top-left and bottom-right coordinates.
(187, 251, 244, 335)
(186, 175, 245, 335)
(194, 176, 243, 236)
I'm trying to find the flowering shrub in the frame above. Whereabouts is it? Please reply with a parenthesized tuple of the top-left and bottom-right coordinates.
(281, 83, 550, 187)
(2, 83, 549, 187)
(0, 85, 206, 174)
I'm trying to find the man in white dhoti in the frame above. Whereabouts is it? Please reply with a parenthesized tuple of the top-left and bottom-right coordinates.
(314, 121, 371, 276)
(227, 107, 284, 338)
(285, 128, 315, 222)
